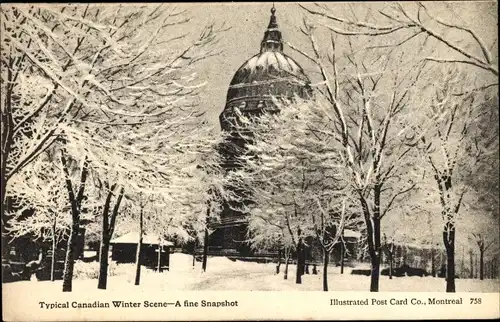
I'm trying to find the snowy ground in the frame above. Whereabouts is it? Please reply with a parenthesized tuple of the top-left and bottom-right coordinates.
(4, 253, 499, 293)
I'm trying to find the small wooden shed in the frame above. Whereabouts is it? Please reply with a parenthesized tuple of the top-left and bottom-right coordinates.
(110, 232, 174, 271)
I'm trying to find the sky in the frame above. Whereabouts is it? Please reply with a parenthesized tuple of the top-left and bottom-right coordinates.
(167, 2, 498, 129)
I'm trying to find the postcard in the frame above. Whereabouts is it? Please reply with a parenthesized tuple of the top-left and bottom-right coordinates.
(1, 2, 499, 321)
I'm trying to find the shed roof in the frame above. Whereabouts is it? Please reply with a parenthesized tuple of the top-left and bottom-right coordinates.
(110, 232, 174, 246)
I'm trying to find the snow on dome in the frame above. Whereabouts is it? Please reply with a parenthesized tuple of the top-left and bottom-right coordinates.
(219, 5, 312, 132)
(223, 5, 310, 104)
(229, 51, 308, 88)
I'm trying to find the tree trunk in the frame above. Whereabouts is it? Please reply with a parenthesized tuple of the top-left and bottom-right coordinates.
(459, 246, 465, 279)
(1, 194, 11, 264)
(202, 228, 208, 272)
(479, 248, 484, 280)
(431, 248, 436, 277)
(191, 239, 197, 267)
(1, 62, 23, 266)
(61, 153, 88, 292)
(97, 236, 110, 289)
(51, 240, 56, 282)
(300, 245, 306, 276)
(134, 204, 144, 286)
(295, 238, 302, 284)
(389, 250, 393, 280)
(340, 241, 345, 274)
(284, 248, 290, 280)
(134, 240, 142, 285)
(97, 189, 113, 290)
(1, 112, 12, 265)
(370, 253, 380, 292)
(276, 249, 281, 274)
(469, 250, 474, 279)
(157, 246, 161, 272)
(1, 222, 9, 265)
(474, 254, 478, 278)
(62, 220, 79, 292)
(323, 248, 329, 291)
(369, 217, 381, 292)
(444, 228, 456, 292)
(445, 246, 455, 292)
(202, 206, 209, 272)
(361, 194, 381, 292)
(51, 217, 57, 282)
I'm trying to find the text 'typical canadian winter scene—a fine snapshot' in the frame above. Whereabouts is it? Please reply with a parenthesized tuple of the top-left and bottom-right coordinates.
(1, 2, 499, 321)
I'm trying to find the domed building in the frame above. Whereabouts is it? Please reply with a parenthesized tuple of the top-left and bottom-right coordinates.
(210, 6, 312, 255)
(219, 7, 311, 132)
(220, 6, 310, 131)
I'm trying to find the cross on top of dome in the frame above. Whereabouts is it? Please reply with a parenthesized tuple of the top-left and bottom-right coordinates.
(260, 5, 283, 53)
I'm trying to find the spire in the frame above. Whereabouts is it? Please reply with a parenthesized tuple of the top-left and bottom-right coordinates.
(260, 4, 283, 53)
(268, 3, 277, 28)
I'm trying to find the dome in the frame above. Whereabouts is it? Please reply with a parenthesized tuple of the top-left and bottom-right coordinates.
(220, 6, 311, 130)
(226, 51, 309, 101)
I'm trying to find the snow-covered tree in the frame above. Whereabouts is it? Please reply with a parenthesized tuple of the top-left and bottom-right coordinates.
(229, 99, 361, 288)
(286, 17, 426, 291)
(61, 108, 226, 287)
(460, 96, 499, 280)
(295, 1, 498, 292)
(408, 66, 498, 291)
(2, 4, 226, 292)
(229, 104, 313, 285)
(6, 149, 70, 281)
(468, 212, 499, 280)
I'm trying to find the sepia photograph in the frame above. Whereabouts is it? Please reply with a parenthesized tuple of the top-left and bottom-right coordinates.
(1, 2, 499, 321)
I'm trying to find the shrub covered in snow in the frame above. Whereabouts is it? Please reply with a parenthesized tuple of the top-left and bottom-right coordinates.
(73, 261, 118, 280)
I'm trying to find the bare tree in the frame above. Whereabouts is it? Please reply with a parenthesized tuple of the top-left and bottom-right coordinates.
(312, 197, 358, 291)
(287, 17, 424, 291)
(462, 204, 500, 281)
(299, 2, 498, 78)
(408, 66, 498, 292)
(471, 232, 497, 281)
